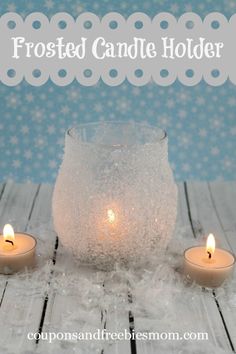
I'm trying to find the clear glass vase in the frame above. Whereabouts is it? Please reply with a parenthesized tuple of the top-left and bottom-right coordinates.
(52, 122, 177, 269)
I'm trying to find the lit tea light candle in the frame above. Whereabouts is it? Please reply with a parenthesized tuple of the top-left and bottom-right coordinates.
(0, 224, 37, 274)
(184, 233, 235, 288)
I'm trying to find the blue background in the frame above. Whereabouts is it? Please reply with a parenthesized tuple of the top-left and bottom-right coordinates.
(0, 0, 235, 183)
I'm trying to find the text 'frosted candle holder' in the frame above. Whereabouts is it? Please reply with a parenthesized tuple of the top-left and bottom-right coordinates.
(53, 122, 177, 269)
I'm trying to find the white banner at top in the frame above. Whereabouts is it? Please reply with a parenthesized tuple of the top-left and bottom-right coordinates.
(0, 12, 235, 86)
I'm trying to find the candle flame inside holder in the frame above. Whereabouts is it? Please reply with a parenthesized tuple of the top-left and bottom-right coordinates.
(107, 209, 116, 224)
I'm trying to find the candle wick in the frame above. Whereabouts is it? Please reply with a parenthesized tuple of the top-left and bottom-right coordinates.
(5, 239, 14, 246)
(207, 251, 212, 259)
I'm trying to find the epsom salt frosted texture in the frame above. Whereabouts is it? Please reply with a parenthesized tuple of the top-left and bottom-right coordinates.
(52, 122, 177, 269)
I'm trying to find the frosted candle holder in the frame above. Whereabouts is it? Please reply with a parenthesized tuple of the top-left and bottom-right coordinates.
(52, 122, 177, 269)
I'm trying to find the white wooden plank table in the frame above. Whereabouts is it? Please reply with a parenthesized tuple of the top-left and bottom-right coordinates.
(0, 181, 235, 354)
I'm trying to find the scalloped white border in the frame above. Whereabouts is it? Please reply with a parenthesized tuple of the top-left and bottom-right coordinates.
(0, 12, 235, 86)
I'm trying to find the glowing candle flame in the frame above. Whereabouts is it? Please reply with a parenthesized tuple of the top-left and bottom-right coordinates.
(107, 209, 116, 224)
(3, 224, 15, 243)
(3, 224, 15, 250)
(206, 233, 215, 259)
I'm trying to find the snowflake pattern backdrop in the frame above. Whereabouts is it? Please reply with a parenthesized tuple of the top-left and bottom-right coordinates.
(0, 0, 235, 182)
